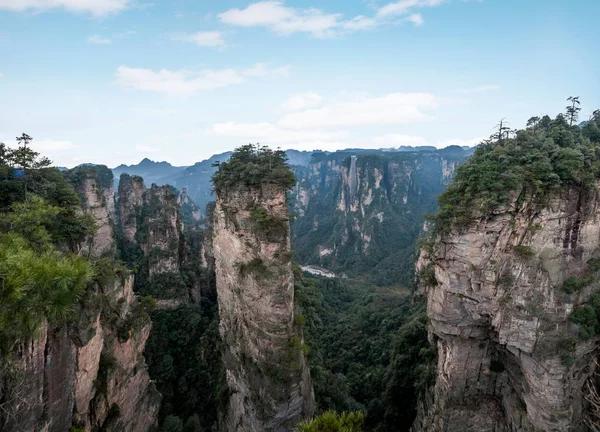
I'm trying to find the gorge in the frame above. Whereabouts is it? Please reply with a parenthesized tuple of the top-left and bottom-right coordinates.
(1, 108, 600, 431)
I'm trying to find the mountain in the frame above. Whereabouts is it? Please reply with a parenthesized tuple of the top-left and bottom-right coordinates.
(112, 158, 188, 187)
(291, 146, 474, 286)
(413, 111, 600, 431)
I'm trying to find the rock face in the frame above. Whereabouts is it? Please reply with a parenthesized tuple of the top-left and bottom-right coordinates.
(292, 148, 471, 286)
(413, 186, 600, 432)
(139, 184, 182, 277)
(213, 183, 315, 432)
(0, 167, 161, 432)
(117, 173, 146, 247)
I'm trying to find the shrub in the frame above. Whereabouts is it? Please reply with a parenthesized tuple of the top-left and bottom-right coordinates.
(237, 258, 272, 278)
(563, 276, 589, 294)
(570, 305, 598, 340)
(514, 245, 534, 260)
(418, 263, 438, 287)
(295, 410, 365, 432)
(249, 204, 288, 242)
(212, 144, 296, 193)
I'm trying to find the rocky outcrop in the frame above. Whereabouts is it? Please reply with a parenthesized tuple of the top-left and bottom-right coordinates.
(0, 168, 160, 432)
(117, 173, 146, 247)
(292, 149, 472, 285)
(413, 186, 600, 432)
(139, 185, 181, 278)
(214, 183, 314, 432)
(69, 166, 117, 257)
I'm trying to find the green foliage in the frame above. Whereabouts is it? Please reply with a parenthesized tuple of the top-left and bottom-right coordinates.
(563, 276, 590, 294)
(145, 302, 223, 431)
(296, 410, 365, 432)
(514, 245, 534, 260)
(294, 273, 435, 431)
(1, 135, 52, 169)
(292, 149, 472, 288)
(162, 415, 184, 432)
(430, 109, 600, 233)
(212, 144, 296, 193)
(570, 300, 600, 340)
(237, 258, 272, 278)
(0, 233, 93, 350)
(418, 263, 437, 287)
(64, 164, 114, 191)
(249, 204, 288, 242)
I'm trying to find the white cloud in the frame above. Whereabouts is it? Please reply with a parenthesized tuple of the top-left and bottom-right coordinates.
(407, 13, 424, 26)
(0, 0, 132, 16)
(376, 0, 446, 18)
(217, 0, 451, 37)
(281, 92, 323, 111)
(0, 73, 3, 78)
(278, 92, 437, 129)
(219, 1, 365, 38)
(115, 62, 291, 95)
(87, 34, 111, 44)
(208, 92, 441, 151)
(209, 121, 348, 143)
(454, 84, 500, 93)
(176, 31, 226, 48)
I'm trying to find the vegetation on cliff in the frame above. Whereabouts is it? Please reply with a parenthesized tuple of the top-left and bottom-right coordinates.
(431, 104, 600, 233)
(294, 270, 435, 431)
(211, 144, 296, 193)
(0, 141, 95, 351)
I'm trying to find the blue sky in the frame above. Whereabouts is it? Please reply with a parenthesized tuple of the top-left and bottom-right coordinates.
(1, 0, 599, 167)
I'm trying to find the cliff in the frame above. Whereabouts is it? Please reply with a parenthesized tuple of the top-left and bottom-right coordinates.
(214, 182, 315, 431)
(413, 114, 600, 432)
(292, 148, 471, 286)
(1, 166, 160, 431)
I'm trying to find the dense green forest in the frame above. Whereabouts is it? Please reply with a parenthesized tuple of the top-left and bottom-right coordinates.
(0, 139, 95, 352)
(293, 269, 434, 431)
(432, 107, 600, 233)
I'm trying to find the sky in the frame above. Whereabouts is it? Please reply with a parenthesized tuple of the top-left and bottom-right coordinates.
(1, 0, 599, 168)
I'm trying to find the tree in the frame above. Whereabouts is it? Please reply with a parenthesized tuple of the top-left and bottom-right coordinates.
(495, 119, 510, 144)
(8, 133, 51, 169)
(295, 411, 365, 432)
(527, 116, 541, 132)
(566, 96, 582, 126)
(162, 415, 184, 432)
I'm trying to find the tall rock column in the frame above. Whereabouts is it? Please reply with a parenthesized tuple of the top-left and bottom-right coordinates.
(413, 187, 600, 432)
(213, 182, 314, 432)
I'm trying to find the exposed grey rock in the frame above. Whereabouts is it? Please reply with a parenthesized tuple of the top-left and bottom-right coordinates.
(413, 186, 600, 432)
(214, 184, 315, 432)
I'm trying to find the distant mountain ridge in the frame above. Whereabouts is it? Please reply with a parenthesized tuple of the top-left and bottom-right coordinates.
(112, 158, 189, 187)
(111, 146, 465, 211)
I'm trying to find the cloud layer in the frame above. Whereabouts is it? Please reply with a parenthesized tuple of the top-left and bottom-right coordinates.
(217, 0, 445, 37)
(115, 63, 291, 95)
(208, 92, 443, 151)
(0, 0, 132, 15)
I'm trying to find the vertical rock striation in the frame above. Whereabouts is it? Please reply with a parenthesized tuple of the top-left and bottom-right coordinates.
(0, 166, 161, 431)
(214, 183, 314, 432)
(292, 148, 472, 286)
(413, 187, 600, 432)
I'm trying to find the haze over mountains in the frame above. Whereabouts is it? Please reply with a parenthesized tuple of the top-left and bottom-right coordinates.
(110, 145, 472, 211)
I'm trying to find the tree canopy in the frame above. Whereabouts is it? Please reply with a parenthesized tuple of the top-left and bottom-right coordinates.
(430, 104, 600, 233)
(212, 144, 296, 193)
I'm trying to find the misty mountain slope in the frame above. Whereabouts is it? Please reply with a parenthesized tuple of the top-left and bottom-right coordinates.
(291, 146, 474, 286)
(112, 158, 188, 187)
